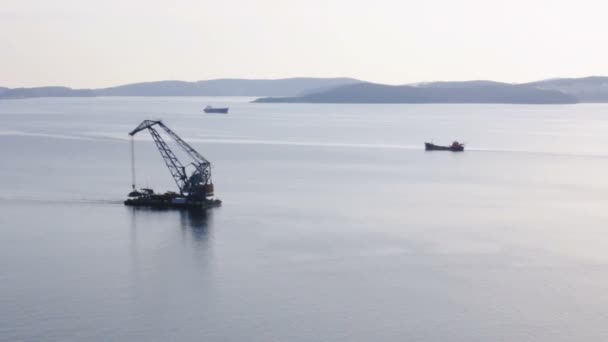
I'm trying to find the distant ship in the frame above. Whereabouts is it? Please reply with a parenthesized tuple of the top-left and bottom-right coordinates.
(425, 141, 464, 152)
(204, 105, 229, 114)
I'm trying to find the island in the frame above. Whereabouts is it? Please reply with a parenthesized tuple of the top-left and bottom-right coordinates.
(253, 81, 579, 104)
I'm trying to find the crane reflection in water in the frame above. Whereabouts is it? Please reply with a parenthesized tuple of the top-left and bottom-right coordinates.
(127, 207, 214, 250)
(126, 207, 216, 302)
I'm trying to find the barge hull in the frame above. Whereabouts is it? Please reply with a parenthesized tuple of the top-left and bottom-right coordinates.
(124, 198, 222, 209)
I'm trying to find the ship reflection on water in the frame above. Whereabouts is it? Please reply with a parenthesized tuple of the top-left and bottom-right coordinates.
(127, 207, 215, 250)
(179, 209, 213, 245)
(179, 209, 210, 233)
(125, 207, 216, 309)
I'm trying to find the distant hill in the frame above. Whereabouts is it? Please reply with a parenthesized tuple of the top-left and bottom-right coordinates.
(0, 78, 361, 99)
(254, 81, 579, 104)
(525, 76, 608, 102)
(0, 86, 94, 99)
(95, 78, 361, 97)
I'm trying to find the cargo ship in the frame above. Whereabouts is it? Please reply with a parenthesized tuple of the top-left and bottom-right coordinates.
(425, 141, 465, 152)
(204, 105, 229, 114)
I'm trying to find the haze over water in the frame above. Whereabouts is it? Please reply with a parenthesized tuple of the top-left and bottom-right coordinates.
(2, 97, 608, 341)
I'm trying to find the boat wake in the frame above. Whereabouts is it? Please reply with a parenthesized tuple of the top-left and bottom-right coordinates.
(0, 196, 124, 206)
(187, 138, 421, 150)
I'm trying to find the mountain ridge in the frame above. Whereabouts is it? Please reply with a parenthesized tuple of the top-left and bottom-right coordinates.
(254, 81, 579, 104)
(0, 78, 361, 99)
(96, 77, 361, 96)
(525, 76, 608, 102)
(2, 76, 608, 103)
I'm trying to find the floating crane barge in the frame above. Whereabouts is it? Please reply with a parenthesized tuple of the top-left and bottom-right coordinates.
(124, 120, 221, 209)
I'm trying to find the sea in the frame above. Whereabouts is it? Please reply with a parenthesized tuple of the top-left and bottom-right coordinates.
(1, 97, 608, 341)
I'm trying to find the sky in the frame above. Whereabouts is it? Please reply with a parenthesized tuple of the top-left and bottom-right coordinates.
(1, 0, 607, 88)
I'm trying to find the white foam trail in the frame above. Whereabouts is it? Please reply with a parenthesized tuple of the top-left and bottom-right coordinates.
(0, 130, 97, 141)
(4, 129, 606, 158)
(84, 131, 257, 141)
(187, 138, 421, 150)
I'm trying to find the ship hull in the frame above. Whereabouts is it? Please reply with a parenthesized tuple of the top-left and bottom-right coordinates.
(124, 197, 222, 209)
(425, 142, 464, 152)
(204, 108, 229, 114)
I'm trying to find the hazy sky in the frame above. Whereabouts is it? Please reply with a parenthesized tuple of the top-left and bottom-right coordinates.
(2, 0, 607, 88)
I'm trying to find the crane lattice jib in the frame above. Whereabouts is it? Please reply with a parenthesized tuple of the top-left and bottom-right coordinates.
(129, 120, 211, 196)
(157, 122, 210, 165)
(148, 127, 188, 192)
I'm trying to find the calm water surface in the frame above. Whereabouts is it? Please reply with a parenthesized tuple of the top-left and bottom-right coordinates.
(1, 97, 608, 341)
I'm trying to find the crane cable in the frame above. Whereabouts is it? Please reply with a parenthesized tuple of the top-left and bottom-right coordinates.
(130, 136, 136, 190)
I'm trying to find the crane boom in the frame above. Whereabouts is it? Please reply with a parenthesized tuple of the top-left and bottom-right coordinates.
(129, 120, 213, 199)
